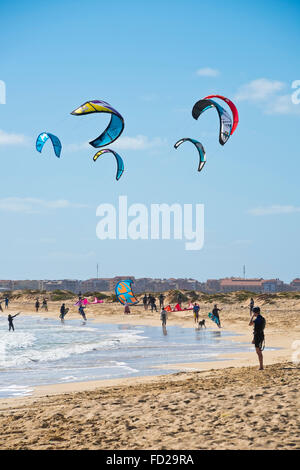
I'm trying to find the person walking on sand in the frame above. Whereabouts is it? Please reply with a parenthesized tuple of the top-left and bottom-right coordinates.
(193, 303, 200, 324)
(35, 299, 40, 312)
(42, 298, 48, 312)
(124, 302, 130, 315)
(8, 312, 20, 332)
(149, 295, 157, 312)
(249, 297, 254, 316)
(143, 294, 148, 310)
(160, 308, 168, 327)
(159, 293, 165, 309)
(249, 306, 266, 370)
(212, 304, 222, 328)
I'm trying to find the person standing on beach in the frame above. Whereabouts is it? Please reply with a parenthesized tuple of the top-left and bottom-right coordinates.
(212, 304, 222, 328)
(149, 295, 157, 312)
(59, 303, 67, 322)
(8, 312, 20, 332)
(159, 293, 165, 309)
(4, 296, 9, 309)
(35, 299, 40, 312)
(249, 298, 254, 316)
(160, 308, 167, 327)
(249, 306, 266, 370)
(124, 302, 130, 315)
(143, 295, 148, 310)
(177, 292, 183, 308)
(42, 298, 48, 312)
(193, 303, 200, 324)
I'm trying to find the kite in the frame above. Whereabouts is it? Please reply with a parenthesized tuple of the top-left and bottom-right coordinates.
(93, 149, 124, 181)
(192, 99, 232, 145)
(203, 94, 239, 135)
(36, 132, 62, 158)
(70, 100, 124, 148)
(174, 138, 206, 172)
(115, 280, 139, 306)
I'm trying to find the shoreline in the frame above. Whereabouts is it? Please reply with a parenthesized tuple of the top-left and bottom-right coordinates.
(0, 298, 299, 450)
(0, 301, 296, 403)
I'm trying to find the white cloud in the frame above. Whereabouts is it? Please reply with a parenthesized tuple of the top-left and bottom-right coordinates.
(235, 78, 285, 102)
(0, 129, 30, 146)
(113, 135, 167, 150)
(264, 94, 300, 115)
(234, 78, 300, 115)
(0, 197, 88, 214)
(249, 205, 300, 216)
(196, 67, 219, 77)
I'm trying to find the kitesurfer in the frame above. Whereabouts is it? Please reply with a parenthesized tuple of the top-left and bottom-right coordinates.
(8, 312, 20, 332)
(249, 306, 266, 370)
(79, 305, 87, 321)
(212, 304, 222, 328)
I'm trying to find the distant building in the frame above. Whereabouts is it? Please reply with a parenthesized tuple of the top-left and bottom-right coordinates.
(290, 279, 300, 290)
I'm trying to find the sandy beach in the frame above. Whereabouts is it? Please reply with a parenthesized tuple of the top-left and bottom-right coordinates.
(0, 291, 299, 450)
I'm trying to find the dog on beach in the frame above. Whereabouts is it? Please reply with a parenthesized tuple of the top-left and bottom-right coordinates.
(198, 319, 206, 329)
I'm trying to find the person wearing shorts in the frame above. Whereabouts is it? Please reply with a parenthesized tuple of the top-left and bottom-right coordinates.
(249, 306, 265, 370)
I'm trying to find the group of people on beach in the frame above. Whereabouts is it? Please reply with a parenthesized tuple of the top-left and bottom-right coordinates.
(1, 293, 266, 370)
(34, 298, 48, 312)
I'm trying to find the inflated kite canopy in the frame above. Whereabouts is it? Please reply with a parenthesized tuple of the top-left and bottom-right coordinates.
(36, 132, 62, 158)
(192, 99, 232, 145)
(71, 100, 124, 148)
(115, 280, 139, 306)
(93, 149, 124, 181)
(203, 94, 239, 135)
(174, 138, 206, 172)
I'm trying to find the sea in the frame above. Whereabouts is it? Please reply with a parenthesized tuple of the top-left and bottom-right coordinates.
(0, 315, 258, 398)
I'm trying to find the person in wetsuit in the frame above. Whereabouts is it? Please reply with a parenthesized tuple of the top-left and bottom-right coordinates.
(212, 304, 222, 328)
(249, 306, 266, 370)
(8, 312, 20, 331)
(59, 303, 67, 322)
(78, 305, 87, 321)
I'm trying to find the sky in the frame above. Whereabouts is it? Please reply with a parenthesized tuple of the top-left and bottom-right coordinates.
(0, 0, 299, 282)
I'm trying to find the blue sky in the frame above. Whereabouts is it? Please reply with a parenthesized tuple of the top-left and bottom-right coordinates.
(0, 0, 299, 282)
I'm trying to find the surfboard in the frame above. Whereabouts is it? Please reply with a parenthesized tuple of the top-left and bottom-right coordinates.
(208, 312, 220, 326)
